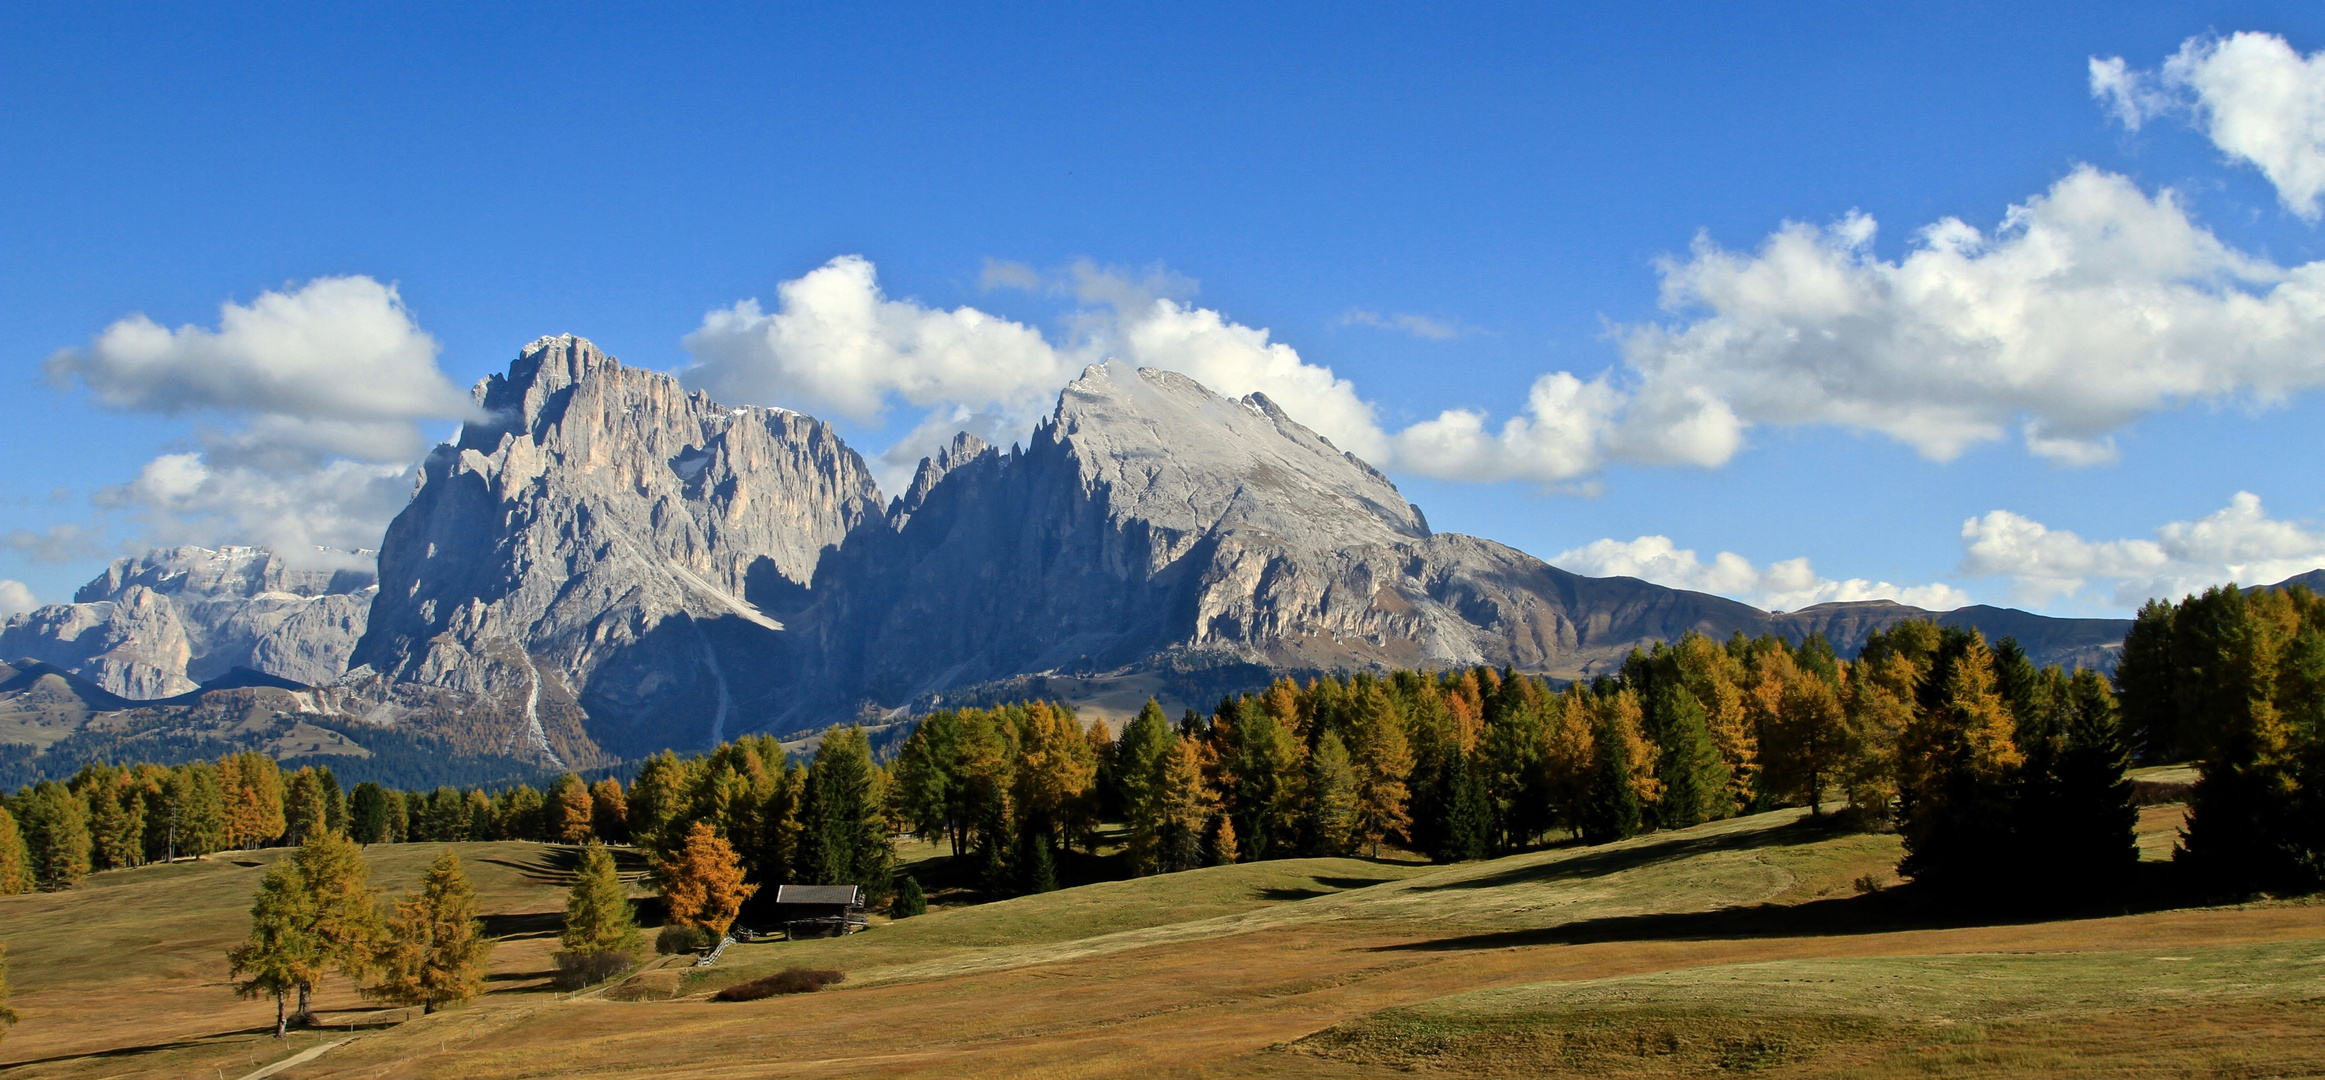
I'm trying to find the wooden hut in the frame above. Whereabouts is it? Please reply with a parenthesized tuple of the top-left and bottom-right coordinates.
(773, 884, 867, 939)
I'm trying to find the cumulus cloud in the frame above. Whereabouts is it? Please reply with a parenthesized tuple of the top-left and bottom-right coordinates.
(1960, 491, 2325, 608)
(2095, 32, 2325, 219)
(48, 277, 472, 557)
(47, 276, 476, 464)
(0, 580, 37, 619)
(684, 255, 1071, 427)
(92, 453, 409, 566)
(1554, 535, 1971, 613)
(682, 256, 1393, 488)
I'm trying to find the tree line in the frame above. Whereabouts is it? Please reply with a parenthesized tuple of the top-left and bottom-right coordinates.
(9, 599, 2321, 912)
(2116, 583, 2325, 892)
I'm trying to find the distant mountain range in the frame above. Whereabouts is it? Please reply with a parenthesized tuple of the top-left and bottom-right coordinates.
(4, 334, 2266, 776)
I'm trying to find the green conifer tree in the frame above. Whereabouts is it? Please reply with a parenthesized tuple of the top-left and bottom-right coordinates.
(558, 843, 641, 985)
(19, 782, 90, 890)
(891, 871, 927, 918)
(1304, 731, 1358, 856)
(349, 783, 391, 846)
(1580, 713, 1643, 845)
(1650, 682, 1732, 829)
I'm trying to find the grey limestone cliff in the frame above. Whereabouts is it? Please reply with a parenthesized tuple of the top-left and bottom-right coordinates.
(349, 335, 884, 762)
(0, 546, 377, 698)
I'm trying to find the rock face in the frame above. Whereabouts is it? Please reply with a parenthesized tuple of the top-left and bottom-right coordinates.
(349, 335, 884, 763)
(306, 336, 2148, 761)
(0, 546, 376, 698)
(811, 363, 2126, 708)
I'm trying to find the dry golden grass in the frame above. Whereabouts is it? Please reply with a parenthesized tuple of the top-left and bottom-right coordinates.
(3, 802, 2320, 1079)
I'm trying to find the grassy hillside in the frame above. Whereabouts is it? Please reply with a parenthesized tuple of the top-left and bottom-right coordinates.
(2, 799, 2318, 1079)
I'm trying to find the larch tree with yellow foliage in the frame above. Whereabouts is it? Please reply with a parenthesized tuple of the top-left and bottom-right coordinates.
(370, 851, 493, 1014)
(657, 821, 758, 937)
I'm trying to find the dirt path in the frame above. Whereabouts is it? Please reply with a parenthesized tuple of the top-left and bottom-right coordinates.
(235, 1036, 357, 1080)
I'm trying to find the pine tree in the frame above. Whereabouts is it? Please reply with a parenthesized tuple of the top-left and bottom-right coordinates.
(548, 773, 594, 844)
(891, 871, 927, 918)
(1116, 700, 1176, 874)
(627, 751, 691, 854)
(559, 843, 641, 980)
(588, 778, 629, 844)
(797, 726, 896, 906)
(349, 783, 391, 846)
(0, 806, 32, 895)
(2176, 586, 2306, 891)
(656, 822, 758, 937)
(496, 786, 545, 842)
(284, 768, 328, 846)
(319, 766, 346, 836)
(383, 789, 408, 844)
(1442, 751, 1492, 861)
(289, 830, 383, 1022)
(1650, 682, 1732, 829)
(1580, 703, 1644, 845)
(2115, 597, 2182, 763)
(1304, 731, 1358, 856)
(1154, 736, 1214, 872)
(2038, 667, 2139, 893)
(370, 850, 493, 1014)
(229, 860, 320, 1037)
(1897, 633, 2024, 890)
(19, 782, 90, 890)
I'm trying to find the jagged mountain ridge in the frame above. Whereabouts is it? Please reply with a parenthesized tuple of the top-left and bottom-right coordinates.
(5, 335, 2174, 766)
(346, 339, 2143, 760)
(348, 335, 883, 764)
(0, 546, 376, 698)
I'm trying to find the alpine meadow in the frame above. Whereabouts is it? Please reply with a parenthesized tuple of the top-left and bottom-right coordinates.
(5, 6, 2325, 1078)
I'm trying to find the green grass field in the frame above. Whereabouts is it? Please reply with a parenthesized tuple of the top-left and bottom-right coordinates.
(0, 794, 2317, 1079)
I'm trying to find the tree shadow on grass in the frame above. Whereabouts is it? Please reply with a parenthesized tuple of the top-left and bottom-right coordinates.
(478, 848, 578, 884)
(0, 1024, 291, 1068)
(481, 910, 564, 939)
(1410, 818, 1840, 895)
(1375, 862, 2205, 953)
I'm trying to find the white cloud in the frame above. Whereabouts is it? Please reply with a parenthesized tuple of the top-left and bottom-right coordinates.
(1613, 167, 2325, 464)
(0, 580, 36, 619)
(1554, 535, 1971, 613)
(682, 256, 1395, 479)
(2096, 32, 2325, 220)
(94, 453, 409, 565)
(1961, 491, 2325, 608)
(1341, 308, 1462, 340)
(47, 277, 471, 558)
(46, 276, 475, 464)
(683, 255, 1071, 427)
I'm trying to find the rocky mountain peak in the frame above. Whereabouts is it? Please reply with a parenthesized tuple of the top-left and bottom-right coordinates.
(1048, 362, 1428, 546)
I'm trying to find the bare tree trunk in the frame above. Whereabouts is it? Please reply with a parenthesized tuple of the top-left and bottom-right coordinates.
(423, 997, 435, 1015)
(295, 980, 313, 1025)
(274, 989, 288, 1038)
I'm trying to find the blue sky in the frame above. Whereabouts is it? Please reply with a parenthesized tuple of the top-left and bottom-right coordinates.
(7, 2, 2325, 618)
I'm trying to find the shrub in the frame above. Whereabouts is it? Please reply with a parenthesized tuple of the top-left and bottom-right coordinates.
(552, 949, 637, 989)
(891, 872, 927, 919)
(654, 924, 711, 955)
(713, 967, 845, 1001)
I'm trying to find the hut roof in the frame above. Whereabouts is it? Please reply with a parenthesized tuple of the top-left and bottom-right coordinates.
(775, 884, 863, 906)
